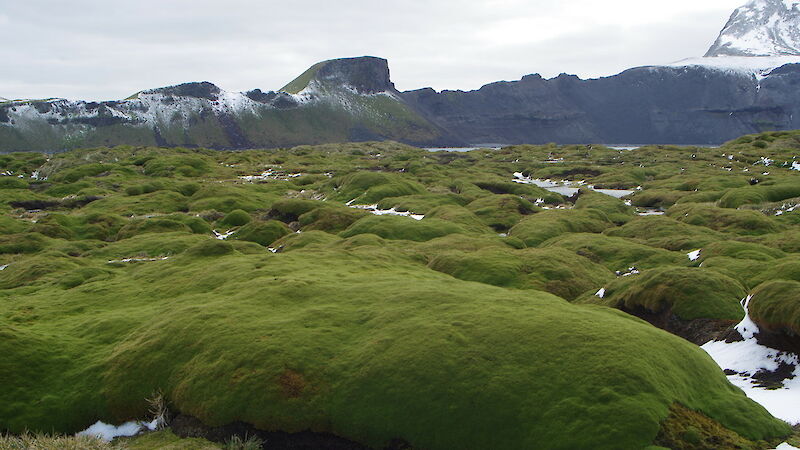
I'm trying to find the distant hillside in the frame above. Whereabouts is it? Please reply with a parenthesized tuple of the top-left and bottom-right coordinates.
(0, 57, 456, 152)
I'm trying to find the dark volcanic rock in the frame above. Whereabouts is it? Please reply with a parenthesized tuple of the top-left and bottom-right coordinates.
(245, 89, 278, 103)
(316, 56, 395, 94)
(401, 63, 800, 145)
(145, 81, 221, 100)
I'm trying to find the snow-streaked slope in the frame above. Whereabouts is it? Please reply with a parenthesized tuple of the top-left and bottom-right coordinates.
(707, 0, 800, 57)
(3, 86, 262, 132)
(665, 55, 800, 80)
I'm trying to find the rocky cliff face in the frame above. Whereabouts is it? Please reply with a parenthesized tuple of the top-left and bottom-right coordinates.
(706, 0, 800, 57)
(402, 63, 800, 145)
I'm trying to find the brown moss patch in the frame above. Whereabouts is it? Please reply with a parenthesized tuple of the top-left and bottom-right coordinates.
(654, 403, 783, 450)
(279, 369, 308, 398)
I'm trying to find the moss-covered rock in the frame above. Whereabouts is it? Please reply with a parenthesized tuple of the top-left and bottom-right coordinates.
(230, 220, 292, 247)
(542, 233, 685, 272)
(509, 209, 613, 247)
(584, 267, 746, 321)
(0, 249, 788, 448)
(332, 171, 427, 204)
(340, 215, 467, 242)
(428, 246, 613, 300)
(271, 230, 343, 252)
(219, 209, 251, 227)
(667, 204, 781, 236)
(465, 194, 539, 231)
(574, 189, 635, 224)
(750, 280, 800, 336)
(605, 216, 723, 251)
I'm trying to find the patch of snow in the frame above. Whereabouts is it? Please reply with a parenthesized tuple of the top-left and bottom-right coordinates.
(661, 56, 800, 80)
(0, 264, 8, 271)
(792, 161, 800, 171)
(77, 418, 158, 442)
(702, 295, 800, 425)
(107, 256, 170, 264)
(349, 204, 424, 220)
(513, 173, 634, 198)
(637, 209, 665, 216)
(595, 288, 606, 298)
(615, 267, 640, 277)
(213, 229, 236, 240)
(756, 156, 775, 166)
(775, 443, 800, 450)
(240, 169, 302, 182)
(687, 249, 702, 261)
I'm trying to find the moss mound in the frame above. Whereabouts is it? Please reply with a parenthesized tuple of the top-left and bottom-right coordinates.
(117, 219, 193, 240)
(542, 233, 684, 272)
(340, 215, 466, 242)
(509, 209, 613, 247)
(428, 246, 612, 300)
(699, 241, 786, 262)
(585, 267, 746, 321)
(574, 189, 635, 224)
(605, 216, 723, 251)
(376, 193, 467, 215)
(333, 171, 427, 204)
(667, 204, 781, 236)
(750, 280, 800, 336)
(184, 240, 235, 257)
(718, 182, 800, 209)
(465, 194, 538, 231)
(0, 249, 788, 448)
(271, 230, 342, 252)
(1, 141, 798, 448)
(219, 209, 251, 227)
(231, 220, 291, 247)
(423, 205, 492, 234)
(298, 206, 369, 233)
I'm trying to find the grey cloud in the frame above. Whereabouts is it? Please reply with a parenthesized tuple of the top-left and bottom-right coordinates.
(1, 0, 739, 100)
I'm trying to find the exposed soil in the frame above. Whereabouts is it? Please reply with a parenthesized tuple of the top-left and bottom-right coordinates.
(751, 361, 797, 388)
(171, 414, 412, 450)
(622, 306, 737, 345)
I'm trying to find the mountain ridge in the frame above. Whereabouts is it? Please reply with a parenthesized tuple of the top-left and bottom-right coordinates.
(6, 2, 800, 151)
(706, 0, 800, 57)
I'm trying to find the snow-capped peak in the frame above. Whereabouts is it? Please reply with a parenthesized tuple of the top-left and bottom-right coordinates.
(706, 0, 800, 57)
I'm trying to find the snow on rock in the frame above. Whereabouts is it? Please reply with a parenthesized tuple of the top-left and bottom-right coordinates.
(702, 295, 800, 424)
(792, 160, 800, 171)
(77, 419, 158, 441)
(595, 288, 606, 298)
(0, 264, 8, 271)
(349, 204, 424, 220)
(706, 0, 800, 57)
(687, 249, 702, 261)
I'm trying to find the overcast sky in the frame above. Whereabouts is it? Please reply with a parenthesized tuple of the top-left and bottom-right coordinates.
(0, 0, 744, 101)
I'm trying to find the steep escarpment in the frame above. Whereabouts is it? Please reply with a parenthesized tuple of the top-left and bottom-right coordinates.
(402, 63, 800, 145)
